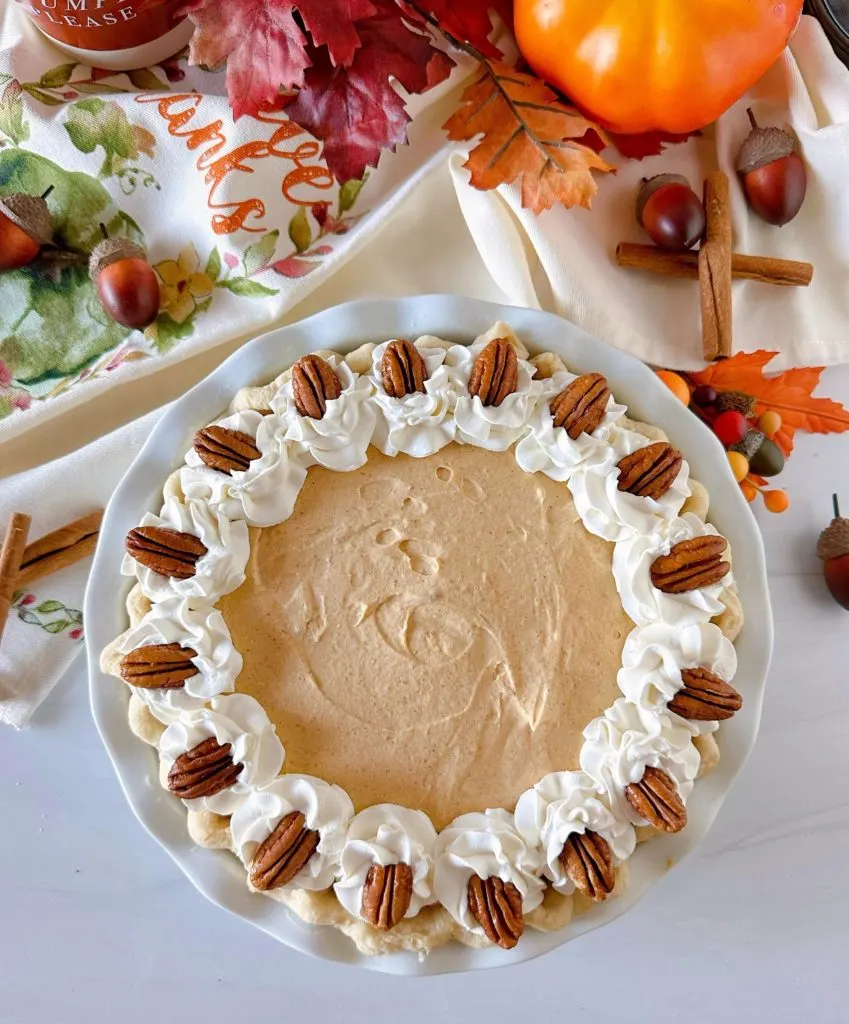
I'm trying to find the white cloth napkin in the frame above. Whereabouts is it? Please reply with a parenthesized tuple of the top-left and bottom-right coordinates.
(0, 409, 160, 727)
(0, 3, 459, 445)
(449, 16, 849, 370)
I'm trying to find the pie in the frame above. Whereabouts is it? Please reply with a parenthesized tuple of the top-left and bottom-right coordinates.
(102, 322, 744, 956)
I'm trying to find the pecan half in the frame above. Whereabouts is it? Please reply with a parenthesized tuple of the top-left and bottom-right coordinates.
(650, 535, 730, 594)
(668, 667, 743, 721)
(468, 338, 518, 407)
(467, 875, 524, 949)
(625, 765, 687, 833)
(558, 830, 615, 902)
(292, 354, 342, 419)
(167, 737, 243, 800)
(617, 442, 683, 500)
(550, 373, 611, 439)
(125, 526, 207, 580)
(361, 862, 414, 930)
(249, 810, 320, 891)
(119, 642, 198, 689)
(381, 339, 427, 397)
(193, 425, 261, 474)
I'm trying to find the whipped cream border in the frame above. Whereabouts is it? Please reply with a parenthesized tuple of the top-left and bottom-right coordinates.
(114, 324, 741, 946)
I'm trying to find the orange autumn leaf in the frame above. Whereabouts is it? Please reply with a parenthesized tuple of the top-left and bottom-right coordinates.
(443, 61, 613, 213)
(690, 350, 849, 457)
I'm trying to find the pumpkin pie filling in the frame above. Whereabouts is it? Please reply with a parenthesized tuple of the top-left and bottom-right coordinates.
(218, 442, 631, 829)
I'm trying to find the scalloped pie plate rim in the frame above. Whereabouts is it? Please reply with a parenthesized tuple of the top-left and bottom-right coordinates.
(86, 295, 772, 976)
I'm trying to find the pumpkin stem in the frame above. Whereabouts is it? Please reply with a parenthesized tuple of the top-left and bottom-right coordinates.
(746, 108, 758, 131)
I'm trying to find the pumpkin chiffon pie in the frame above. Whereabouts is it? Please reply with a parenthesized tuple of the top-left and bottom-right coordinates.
(103, 322, 744, 955)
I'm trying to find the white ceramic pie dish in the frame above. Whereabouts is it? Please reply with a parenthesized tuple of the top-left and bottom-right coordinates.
(86, 295, 772, 976)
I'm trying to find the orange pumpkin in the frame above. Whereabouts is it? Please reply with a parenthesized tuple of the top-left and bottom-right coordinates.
(514, 0, 804, 135)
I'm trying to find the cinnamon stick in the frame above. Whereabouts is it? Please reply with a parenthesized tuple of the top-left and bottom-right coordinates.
(0, 512, 32, 647)
(615, 244, 813, 288)
(17, 510, 103, 587)
(699, 172, 734, 360)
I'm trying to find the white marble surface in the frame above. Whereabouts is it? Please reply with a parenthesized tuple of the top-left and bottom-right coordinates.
(2, 163, 849, 1022)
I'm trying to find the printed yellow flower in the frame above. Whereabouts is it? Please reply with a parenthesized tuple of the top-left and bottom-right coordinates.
(155, 244, 214, 324)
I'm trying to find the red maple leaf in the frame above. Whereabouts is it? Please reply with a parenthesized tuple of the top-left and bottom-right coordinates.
(403, 0, 511, 58)
(286, 0, 454, 182)
(607, 128, 701, 160)
(297, 0, 377, 66)
(186, 0, 378, 118)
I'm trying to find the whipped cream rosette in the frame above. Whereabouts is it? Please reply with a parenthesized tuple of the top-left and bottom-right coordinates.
(230, 774, 354, 892)
(159, 694, 284, 816)
(433, 808, 544, 935)
(453, 337, 544, 452)
(618, 622, 737, 734)
(515, 369, 627, 481)
(612, 512, 731, 627)
(271, 356, 376, 471)
(334, 804, 438, 922)
(568, 428, 690, 542)
(114, 598, 242, 722)
(122, 496, 249, 606)
(580, 698, 701, 826)
(514, 771, 636, 895)
(181, 410, 308, 528)
(369, 339, 471, 457)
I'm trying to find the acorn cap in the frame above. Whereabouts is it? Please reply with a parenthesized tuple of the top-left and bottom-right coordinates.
(737, 109, 797, 174)
(716, 390, 756, 416)
(730, 429, 765, 460)
(89, 236, 146, 280)
(817, 517, 849, 561)
(0, 193, 52, 245)
(635, 174, 693, 226)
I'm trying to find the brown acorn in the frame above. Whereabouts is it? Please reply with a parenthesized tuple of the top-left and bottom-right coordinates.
(0, 188, 53, 271)
(817, 495, 849, 611)
(737, 109, 806, 226)
(89, 228, 160, 329)
(635, 174, 705, 251)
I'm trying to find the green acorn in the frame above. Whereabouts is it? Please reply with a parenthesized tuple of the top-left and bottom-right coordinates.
(750, 436, 785, 477)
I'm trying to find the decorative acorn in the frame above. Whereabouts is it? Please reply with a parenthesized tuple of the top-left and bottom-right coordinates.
(737, 109, 806, 226)
(89, 225, 160, 329)
(0, 187, 53, 271)
(730, 428, 785, 478)
(636, 174, 705, 250)
(817, 495, 849, 610)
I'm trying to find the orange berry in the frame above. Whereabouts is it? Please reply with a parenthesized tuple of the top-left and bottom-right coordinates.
(740, 480, 757, 502)
(726, 450, 749, 482)
(764, 489, 790, 513)
(757, 410, 782, 438)
(655, 370, 690, 406)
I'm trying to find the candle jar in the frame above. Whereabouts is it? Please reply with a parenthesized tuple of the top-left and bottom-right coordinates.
(14, 1, 194, 71)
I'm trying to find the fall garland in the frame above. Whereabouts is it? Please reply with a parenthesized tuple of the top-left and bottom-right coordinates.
(181, 0, 647, 212)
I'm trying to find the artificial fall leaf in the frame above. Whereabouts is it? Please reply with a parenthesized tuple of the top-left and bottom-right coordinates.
(286, 0, 453, 183)
(443, 62, 613, 213)
(607, 129, 700, 161)
(404, 0, 511, 58)
(186, 0, 377, 119)
(690, 350, 849, 457)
